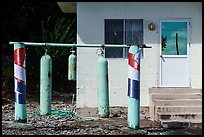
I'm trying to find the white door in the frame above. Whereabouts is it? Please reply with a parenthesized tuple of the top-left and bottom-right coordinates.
(159, 20, 190, 87)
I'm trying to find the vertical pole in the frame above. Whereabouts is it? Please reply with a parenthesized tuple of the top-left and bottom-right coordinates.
(14, 42, 27, 123)
(40, 51, 52, 115)
(127, 45, 141, 129)
(176, 33, 179, 55)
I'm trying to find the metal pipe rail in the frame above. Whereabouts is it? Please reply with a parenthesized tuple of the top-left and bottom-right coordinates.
(9, 42, 151, 48)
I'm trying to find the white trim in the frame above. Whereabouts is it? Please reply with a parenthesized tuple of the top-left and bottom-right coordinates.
(156, 22, 160, 87)
(162, 55, 188, 58)
(159, 21, 162, 87)
(187, 20, 192, 88)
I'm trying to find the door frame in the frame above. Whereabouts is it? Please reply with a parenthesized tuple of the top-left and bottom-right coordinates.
(158, 18, 191, 87)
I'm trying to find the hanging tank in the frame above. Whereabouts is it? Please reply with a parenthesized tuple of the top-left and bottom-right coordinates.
(40, 49, 52, 115)
(68, 49, 77, 81)
(97, 47, 109, 118)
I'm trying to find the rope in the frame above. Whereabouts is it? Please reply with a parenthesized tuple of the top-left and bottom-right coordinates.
(28, 108, 94, 122)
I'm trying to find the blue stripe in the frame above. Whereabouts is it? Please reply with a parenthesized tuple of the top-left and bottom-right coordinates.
(15, 92, 26, 104)
(16, 80, 26, 94)
(14, 80, 26, 104)
(128, 78, 140, 99)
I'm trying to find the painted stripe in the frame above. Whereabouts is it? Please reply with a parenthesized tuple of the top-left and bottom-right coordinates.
(14, 48, 26, 68)
(133, 49, 141, 64)
(128, 78, 140, 99)
(14, 80, 26, 94)
(15, 77, 25, 84)
(14, 64, 26, 82)
(128, 52, 140, 71)
(128, 66, 140, 81)
(15, 92, 26, 104)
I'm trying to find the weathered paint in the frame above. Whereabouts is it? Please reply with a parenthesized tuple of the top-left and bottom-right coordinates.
(14, 42, 27, 123)
(68, 51, 77, 81)
(40, 54, 52, 115)
(128, 46, 141, 129)
(97, 56, 109, 117)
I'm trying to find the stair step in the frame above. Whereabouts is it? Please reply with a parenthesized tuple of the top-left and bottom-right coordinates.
(149, 87, 202, 127)
(153, 99, 202, 106)
(155, 106, 202, 113)
(160, 119, 202, 128)
(157, 112, 202, 120)
(152, 93, 202, 100)
(149, 88, 202, 94)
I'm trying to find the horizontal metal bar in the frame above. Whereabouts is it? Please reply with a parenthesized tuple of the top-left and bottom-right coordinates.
(72, 44, 130, 48)
(9, 42, 130, 48)
(9, 42, 151, 48)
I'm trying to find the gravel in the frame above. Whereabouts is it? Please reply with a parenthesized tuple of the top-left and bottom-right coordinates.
(2, 97, 202, 135)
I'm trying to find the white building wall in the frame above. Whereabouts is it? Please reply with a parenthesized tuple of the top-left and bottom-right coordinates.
(76, 2, 202, 108)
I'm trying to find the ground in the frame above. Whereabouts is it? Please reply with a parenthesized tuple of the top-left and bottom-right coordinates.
(2, 90, 202, 135)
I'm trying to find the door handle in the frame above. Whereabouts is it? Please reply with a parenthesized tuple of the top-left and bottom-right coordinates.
(160, 55, 165, 62)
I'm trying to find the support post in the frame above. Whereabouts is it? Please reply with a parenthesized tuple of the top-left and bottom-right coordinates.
(14, 42, 27, 123)
(127, 45, 141, 129)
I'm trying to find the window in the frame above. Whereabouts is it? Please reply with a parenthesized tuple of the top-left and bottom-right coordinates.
(161, 22, 187, 55)
(105, 19, 143, 58)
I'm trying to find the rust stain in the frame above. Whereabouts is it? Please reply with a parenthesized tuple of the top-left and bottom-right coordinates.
(71, 64, 76, 71)
(48, 71, 52, 78)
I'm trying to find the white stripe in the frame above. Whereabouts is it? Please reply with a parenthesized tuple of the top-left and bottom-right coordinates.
(15, 92, 22, 104)
(14, 80, 18, 92)
(128, 66, 140, 81)
(23, 55, 26, 68)
(133, 49, 141, 63)
(14, 80, 24, 93)
(15, 90, 22, 95)
(15, 92, 19, 103)
(14, 64, 26, 83)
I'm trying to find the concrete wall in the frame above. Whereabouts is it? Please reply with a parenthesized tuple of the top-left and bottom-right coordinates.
(76, 2, 202, 108)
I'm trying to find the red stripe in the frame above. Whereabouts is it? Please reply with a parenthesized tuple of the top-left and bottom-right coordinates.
(14, 48, 26, 68)
(15, 77, 25, 84)
(128, 52, 140, 71)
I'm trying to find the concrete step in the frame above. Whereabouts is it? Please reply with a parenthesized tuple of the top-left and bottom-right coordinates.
(153, 99, 202, 106)
(155, 106, 202, 113)
(151, 93, 202, 100)
(149, 87, 202, 124)
(160, 119, 202, 128)
(149, 98, 202, 119)
(157, 112, 202, 121)
(149, 88, 202, 94)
